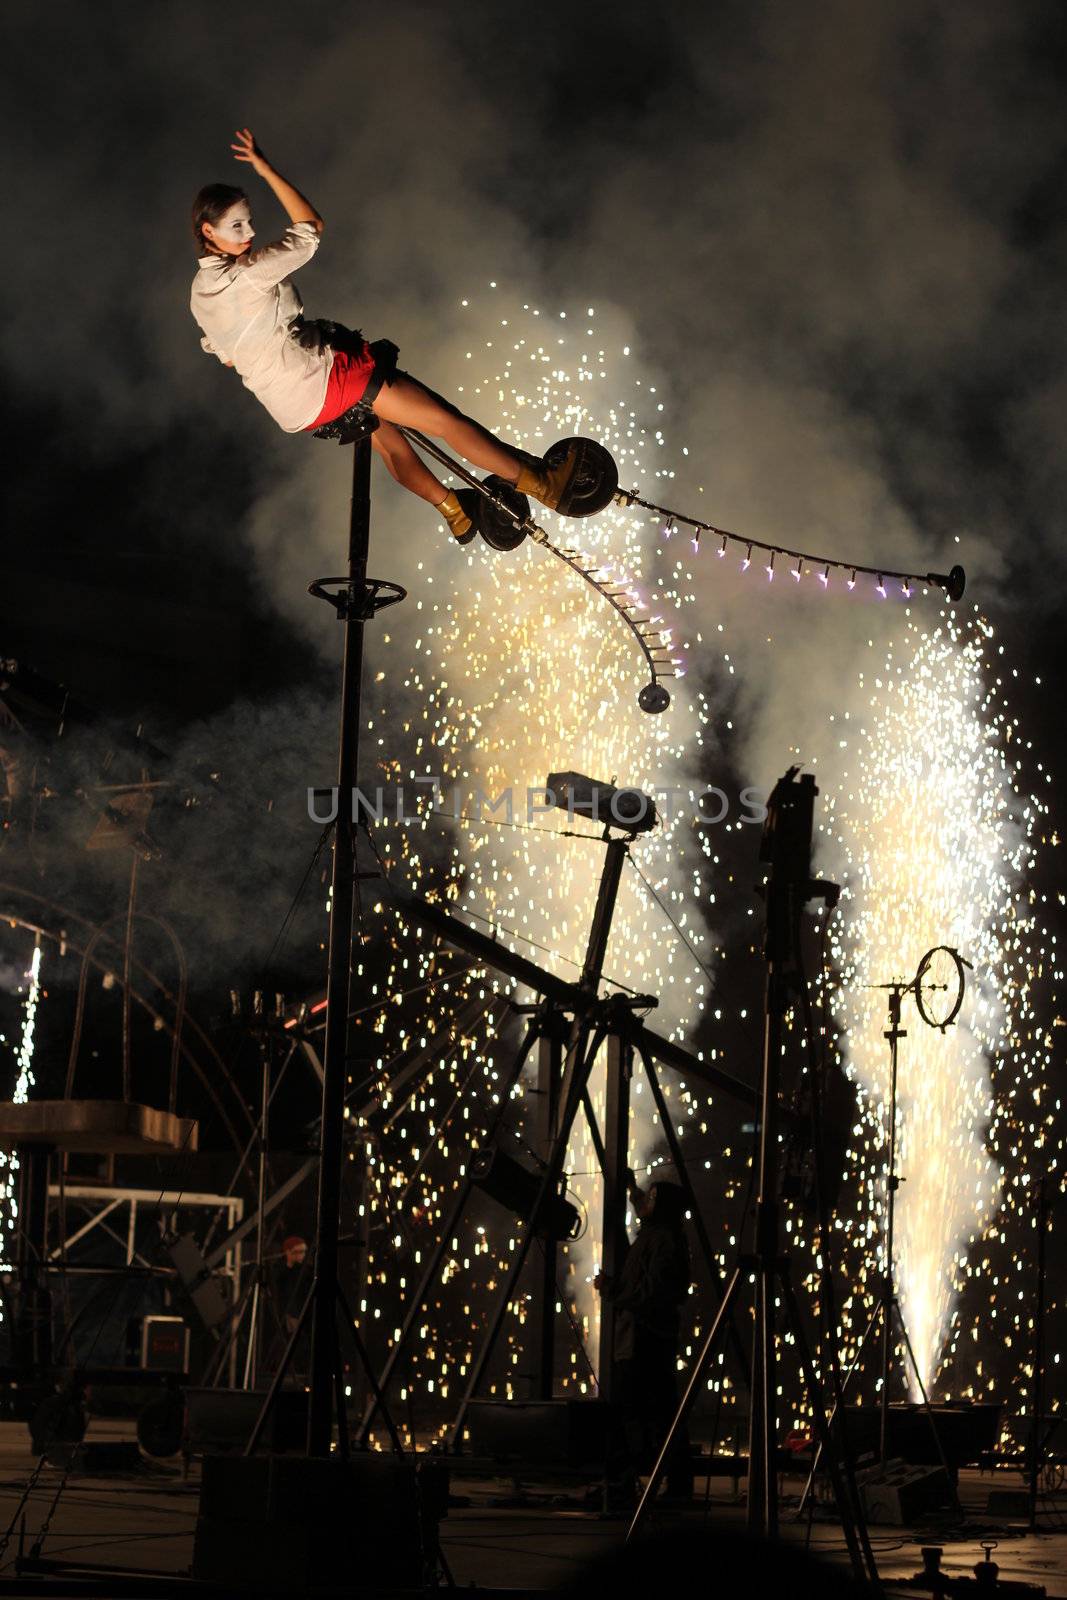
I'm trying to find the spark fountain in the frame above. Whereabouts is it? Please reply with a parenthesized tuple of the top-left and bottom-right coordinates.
(357, 292, 725, 1418)
(820, 611, 1057, 1408)
(0, 939, 42, 1283)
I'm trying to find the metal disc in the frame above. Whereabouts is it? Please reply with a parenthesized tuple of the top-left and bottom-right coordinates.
(945, 564, 966, 601)
(638, 681, 671, 714)
(543, 437, 619, 518)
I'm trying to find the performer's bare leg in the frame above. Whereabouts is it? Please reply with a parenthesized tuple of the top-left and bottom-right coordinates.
(371, 376, 522, 484)
(370, 373, 579, 542)
(370, 420, 445, 505)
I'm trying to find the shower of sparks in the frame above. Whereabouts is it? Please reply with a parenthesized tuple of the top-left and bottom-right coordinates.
(0, 939, 42, 1282)
(819, 612, 1059, 1406)
(335, 289, 1059, 1449)
(13, 944, 41, 1106)
(354, 291, 731, 1425)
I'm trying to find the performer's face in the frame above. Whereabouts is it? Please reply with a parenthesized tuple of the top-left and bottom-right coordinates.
(203, 200, 255, 256)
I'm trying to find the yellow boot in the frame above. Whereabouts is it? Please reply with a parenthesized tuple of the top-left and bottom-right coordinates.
(513, 441, 583, 513)
(437, 489, 476, 544)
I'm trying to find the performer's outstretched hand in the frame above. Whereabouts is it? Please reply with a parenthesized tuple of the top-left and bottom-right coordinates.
(231, 127, 271, 177)
(227, 129, 322, 232)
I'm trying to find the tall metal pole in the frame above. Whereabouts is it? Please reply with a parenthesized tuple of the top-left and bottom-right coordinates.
(637, 1046, 751, 1385)
(554, 835, 628, 1142)
(557, 836, 628, 1397)
(243, 1041, 271, 1391)
(747, 965, 785, 1537)
(879, 990, 904, 1464)
(579, 839, 628, 991)
(532, 1016, 565, 1399)
(597, 1029, 632, 1398)
(307, 438, 373, 1456)
(1029, 1175, 1048, 1531)
(14, 1143, 53, 1374)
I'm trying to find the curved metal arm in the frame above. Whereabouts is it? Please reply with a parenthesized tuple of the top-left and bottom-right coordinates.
(398, 427, 677, 712)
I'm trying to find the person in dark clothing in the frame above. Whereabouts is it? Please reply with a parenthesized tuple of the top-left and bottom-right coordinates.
(266, 1234, 311, 1384)
(595, 1176, 694, 1501)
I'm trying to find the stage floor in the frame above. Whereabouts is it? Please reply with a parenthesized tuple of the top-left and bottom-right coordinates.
(0, 1421, 1062, 1595)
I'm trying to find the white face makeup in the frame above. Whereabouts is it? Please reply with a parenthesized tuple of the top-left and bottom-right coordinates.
(210, 200, 255, 248)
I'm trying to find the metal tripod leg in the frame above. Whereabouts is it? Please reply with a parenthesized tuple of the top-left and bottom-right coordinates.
(337, 1281, 403, 1454)
(637, 1044, 750, 1387)
(796, 1292, 884, 1515)
(242, 1277, 263, 1390)
(627, 1262, 878, 1590)
(202, 1257, 285, 1393)
(358, 1023, 539, 1443)
(244, 1282, 314, 1457)
(332, 1310, 350, 1462)
(200, 1272, 255, 1389)
(245, 1272, 405, 1459)
(778, 1274, 881, 1592)
(627, 1265, 745, 1538)
(447, 1014, 601, 1450)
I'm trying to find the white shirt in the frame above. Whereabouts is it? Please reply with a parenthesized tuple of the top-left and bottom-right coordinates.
(190, 221, 332, 433)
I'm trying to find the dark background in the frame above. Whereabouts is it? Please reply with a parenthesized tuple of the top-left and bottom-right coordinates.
(3, 1, 1066, 718)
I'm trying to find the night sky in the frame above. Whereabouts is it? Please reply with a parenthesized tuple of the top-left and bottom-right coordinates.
(4, 1, 1066, 723)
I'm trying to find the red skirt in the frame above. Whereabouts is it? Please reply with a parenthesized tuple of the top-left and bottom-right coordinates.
(305, 344, 378, 429)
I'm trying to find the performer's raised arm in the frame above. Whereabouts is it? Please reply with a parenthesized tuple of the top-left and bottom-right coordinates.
(230, 127, 323, 234)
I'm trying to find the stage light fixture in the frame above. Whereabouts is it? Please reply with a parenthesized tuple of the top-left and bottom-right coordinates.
(469, 1147, 580, 1240)
(545, 770, 658, 835)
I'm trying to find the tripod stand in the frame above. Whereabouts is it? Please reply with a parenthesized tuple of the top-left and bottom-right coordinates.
(797, 948, 969, 1514)
(860, 980, 955, 1471)
(626, 770, 879, 1590)
(360, 813, 753, 1448)
(362, 825, 641, 1442)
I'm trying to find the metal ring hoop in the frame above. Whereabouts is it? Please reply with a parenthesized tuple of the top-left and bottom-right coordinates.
(913, 943, 967, 1031)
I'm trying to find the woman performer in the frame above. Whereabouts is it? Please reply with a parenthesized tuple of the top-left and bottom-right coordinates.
(190, 129, 578, 545)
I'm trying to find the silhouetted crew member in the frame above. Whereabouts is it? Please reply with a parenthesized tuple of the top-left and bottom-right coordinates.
(267, 1234, 311, 1383)
(596, 1177, 693, 1500)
